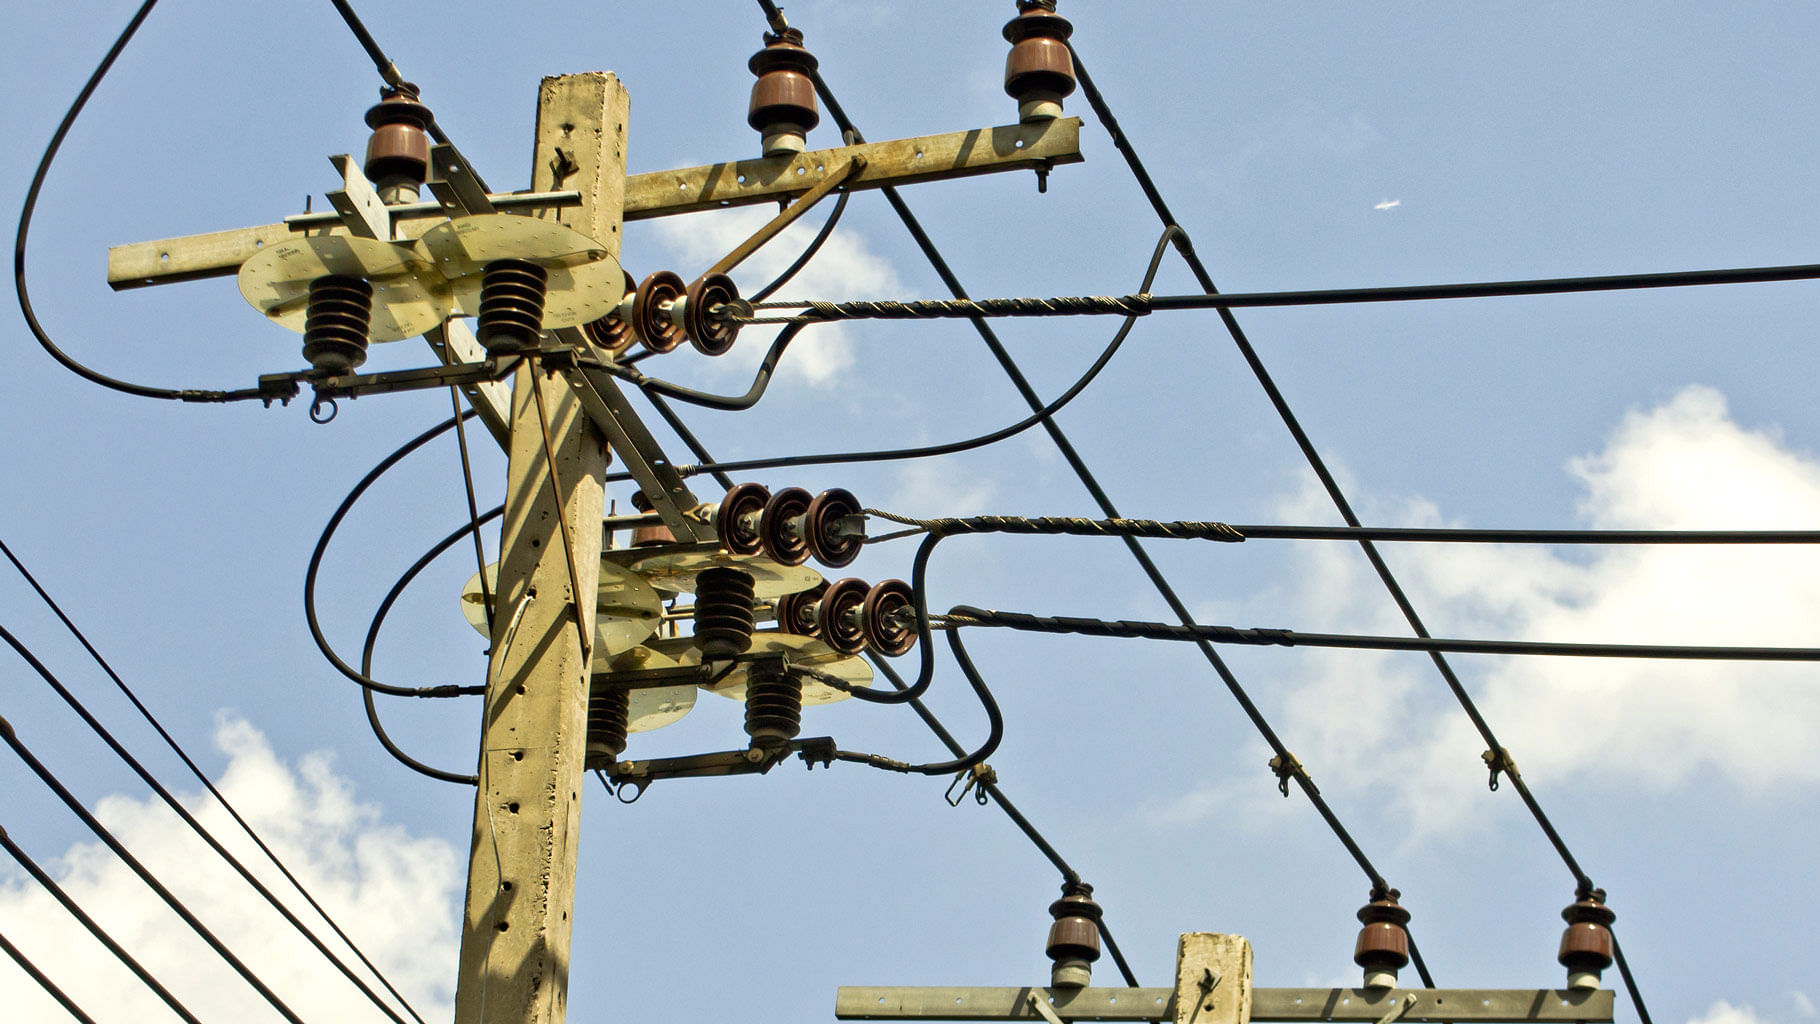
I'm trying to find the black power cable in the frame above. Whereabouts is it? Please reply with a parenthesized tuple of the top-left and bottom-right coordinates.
(0, 826, 199, 1024)
(16, 0, 250, 403)
(937, 606, 1820, 662)
(759, 0, 1435, 987)
(1068, 36, 1650, 1018)
(359, 506, 506, 785)
(0, 707, 308, 1024)
(1, 625, 418, 1024)
(0, 924, 100, 1024)
(830, 622, 1003, 775)
(306, 411, 489, 699)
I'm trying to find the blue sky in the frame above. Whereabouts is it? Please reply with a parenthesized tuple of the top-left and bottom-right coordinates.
(2, 2, 1817, 1022)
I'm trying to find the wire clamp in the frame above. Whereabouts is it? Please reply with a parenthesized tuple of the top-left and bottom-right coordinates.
(1268, 751, 1311, 797)
(944, 763, 997, 806)
(1482, 747, 1519, 791)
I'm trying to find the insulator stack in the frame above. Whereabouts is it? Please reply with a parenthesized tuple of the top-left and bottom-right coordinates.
(1558, 887, 1616, 991)
(684, 273, 741, 355)
(1353, 888, 1411, 989)
(584, 269, 640, 354)
(748, 28, 821, 157)
(694, 566, 757, 659)
(818, 577, 872, 654)
(715, 482, 771, 556)
(475, 259, 548, 353)
(585, 682, 630, 766)
(301, 275, 374, 374)
(744, 666, 804, 748)
(775, 580, 826, 637)
(862, 579, 916, 656)
(363, 84, 433, 204)
(1045, 880, 1103, 989)
(805, 488, 863, 567)
(760, 487, 814, 565)
(1002, 0, 1076, 123)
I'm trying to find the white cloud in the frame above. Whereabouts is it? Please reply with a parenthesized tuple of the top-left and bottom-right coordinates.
(1794, 991, 1815, 1018)
(1690, 1001, 1777, 1024)
(1374, 199, 1401, 211)
(648, 206, 901, 388)
(0, 715, 459, 1022)
(1150, 386, 1820, 837)
(888, 460, 997, 519)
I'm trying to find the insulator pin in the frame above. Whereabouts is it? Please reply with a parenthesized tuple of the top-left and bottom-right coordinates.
(748, 28, 821, 157)
(1558, 887, 1616, 991)
(301, 275, 374, 374)
(1002, 1, 1077, 123)
(1045, 880, 1103, 989)
(1353, 889, 1411, 989)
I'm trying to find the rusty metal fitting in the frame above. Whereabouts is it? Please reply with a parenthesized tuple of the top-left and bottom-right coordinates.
(1558, 886, 1615, 991)
(363, 84, 433, 203)
(1002, 1, 1076, 123)
(631, 523, 675, 547)
(748, 28, 821, 157)
(1045, 880, 1103, 989)
(1353, 888, 1411, 989)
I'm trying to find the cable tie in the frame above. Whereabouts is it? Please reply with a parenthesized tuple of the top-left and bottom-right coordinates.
(1482, 747, 1519, 791)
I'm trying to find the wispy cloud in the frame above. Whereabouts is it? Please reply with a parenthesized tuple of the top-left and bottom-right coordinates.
(1689, 1002, 1778, 1024)
(0, 715, 459, 1022)
(1374, 199, 1401, 211)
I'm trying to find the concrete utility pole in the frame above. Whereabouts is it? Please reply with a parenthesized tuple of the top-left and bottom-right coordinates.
(451, 72, 627, 1024)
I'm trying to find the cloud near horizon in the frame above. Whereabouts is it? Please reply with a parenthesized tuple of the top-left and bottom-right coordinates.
(0, 715, 460, 1022)
(1146, 385, 1820, 838)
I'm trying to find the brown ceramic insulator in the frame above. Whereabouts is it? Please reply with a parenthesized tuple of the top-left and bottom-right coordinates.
(363, 85, 433, 187)
(759, 486, 814, 566)
(805, 488, 863, 568)
(747, 28, 821, 149)
(1002, 2, 1077, 119)
(817, 577, 871, 654)
(584, 269, 640, 354)
(1557, 888, 1616, 984)
(743, 666, 804, 748)
(631, 524, 676, 547)
(716, 483, 771, 556)
(684, 273, 742, 356)
(301, 275, 374, 374)
(774, 580, 826, 636)
(863, 579, 916, 657)
(585, 681, 629, 766)
(476, 259, 548, 352)
(1353, 890, 1412, 983)
(633, 271, 686, 353)
(1045, 880, 1103, 989)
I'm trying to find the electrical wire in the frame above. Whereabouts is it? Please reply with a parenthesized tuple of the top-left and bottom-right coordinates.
(0, 706, 308, 1024)
(452, 387, 495, 635)
(0, 624, 418, 1024)
(528, 356, 594, 668)
(0, 535, 422, 1020)
(760, 10, 1436, 987)
(830, 622, 1002, 775)
(935, 606, 1820, 661)
(1069, 38, 1643, 1016)
(752, 186, 851, 303)
(636, 224, 1178, 481)
(359, 506, 505, 786)
(595, 322, 809, 412)
(738, 260, 1820, 324)
(14, 0, 262, 404)
(306, 411, 489, 698)
(0, 924, 100, 1024)
(1, 825, 200, 1023)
